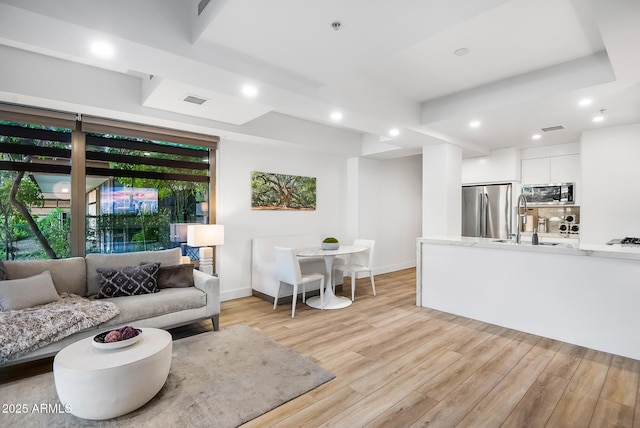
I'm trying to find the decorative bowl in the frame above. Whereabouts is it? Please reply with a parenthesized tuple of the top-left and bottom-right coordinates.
(92, 328, 142, 349)
(321, 242, 340, 250)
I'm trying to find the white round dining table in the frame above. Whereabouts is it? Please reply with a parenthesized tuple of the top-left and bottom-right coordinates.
(296, 245, 367, 309)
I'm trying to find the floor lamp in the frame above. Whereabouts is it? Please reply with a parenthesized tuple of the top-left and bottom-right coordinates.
(186, 224, 224, 276)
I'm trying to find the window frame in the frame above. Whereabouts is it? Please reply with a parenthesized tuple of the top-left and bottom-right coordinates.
(0, 103, 218, 259)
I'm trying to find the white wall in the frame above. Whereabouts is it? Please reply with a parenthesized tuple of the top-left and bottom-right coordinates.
(216, 140, 422, 301)
(353, 156, 422, 273)
(581, 123, 640, 244)
(216, 139, 347, 301)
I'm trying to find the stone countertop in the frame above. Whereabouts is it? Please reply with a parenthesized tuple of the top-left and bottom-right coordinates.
(418, 236, 640, 261)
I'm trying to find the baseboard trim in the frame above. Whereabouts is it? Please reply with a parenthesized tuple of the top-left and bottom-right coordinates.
(221, 288, 252, 302)
(223, 264, 417, 303)
(252, 286, 344, 304)
(374, 261, 416, 276)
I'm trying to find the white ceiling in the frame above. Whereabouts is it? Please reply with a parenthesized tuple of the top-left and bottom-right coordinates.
(0, 0, 639, 158)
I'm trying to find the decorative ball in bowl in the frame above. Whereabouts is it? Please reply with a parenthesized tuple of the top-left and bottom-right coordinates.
(93, 326, 142, 349)
(322, 237, 340, 250)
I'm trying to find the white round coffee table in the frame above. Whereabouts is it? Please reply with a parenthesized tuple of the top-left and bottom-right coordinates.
(53, 328, 172, 420)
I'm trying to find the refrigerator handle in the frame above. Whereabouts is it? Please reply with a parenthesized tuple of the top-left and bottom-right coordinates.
(479, 193, 486, 237)
(484, 192, 490, 237)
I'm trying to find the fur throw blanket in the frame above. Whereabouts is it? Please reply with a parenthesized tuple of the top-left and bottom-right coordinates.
(0, 293, 119, 364)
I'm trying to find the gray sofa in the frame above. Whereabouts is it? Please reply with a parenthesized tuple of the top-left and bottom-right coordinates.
(1, 247, 219, 367)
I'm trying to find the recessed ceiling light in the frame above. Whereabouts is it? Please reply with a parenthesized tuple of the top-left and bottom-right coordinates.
(454, 47, 471, 56)
(330, 111, 343, 121)
(593, 109, 605, 123)
(61, 187, 69, 193)
(578, 98, 592, 107)
(469, 120, 481, 128)
(389, 128, 399, 137)
(90, 41, 115, 58)
(241, 84, 258, 98)
(532, 134, 541, 140)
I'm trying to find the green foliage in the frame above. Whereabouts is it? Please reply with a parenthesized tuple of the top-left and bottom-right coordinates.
(11, 217, 30, 241)
(36, 208, 70, 259)
(1, 125, 210, 259)
(1, 123, 67, 259)
(94, 139, 209, 222)
(89, 209, 171, 253)
(0, 168, 46, 259)
(323, 237, 339, 243)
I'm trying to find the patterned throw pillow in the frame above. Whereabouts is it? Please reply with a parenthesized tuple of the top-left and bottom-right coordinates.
(95, 262, 160, 299)
(0, 259, 6, 281)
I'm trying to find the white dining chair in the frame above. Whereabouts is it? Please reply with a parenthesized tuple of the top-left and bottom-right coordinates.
(273, 246, 325, 317)
(333, 239, 376, 301)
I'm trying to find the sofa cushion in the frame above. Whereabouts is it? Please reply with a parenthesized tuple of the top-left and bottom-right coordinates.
(157, 264, 195, 289)
(0, 271, 60, 311)
(96, 287, 206, 327)
(3, 257, 86, 296)
(96, 263, 160, 299)
(86, 248, 182, 296)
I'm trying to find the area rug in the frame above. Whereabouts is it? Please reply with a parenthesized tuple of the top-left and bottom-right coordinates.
(0, 324, 335, 427)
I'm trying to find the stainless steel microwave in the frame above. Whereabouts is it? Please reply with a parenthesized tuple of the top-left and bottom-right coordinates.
(521, 183, 575, 205)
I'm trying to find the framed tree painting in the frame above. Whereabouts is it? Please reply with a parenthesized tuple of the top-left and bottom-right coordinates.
(251, 171, 316, 210)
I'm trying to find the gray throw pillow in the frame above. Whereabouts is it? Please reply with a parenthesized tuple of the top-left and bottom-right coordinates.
(0, 259, 6, 281)
(0, 271, 60, 311)
(157, 264, 195, 289)
(96, 262, 160, 299)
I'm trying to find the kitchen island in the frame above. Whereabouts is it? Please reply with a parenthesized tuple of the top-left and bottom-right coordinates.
(417, 236, 640, 360)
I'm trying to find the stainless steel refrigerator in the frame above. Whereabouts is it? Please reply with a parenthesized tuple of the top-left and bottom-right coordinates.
(462, 184, 512, 239)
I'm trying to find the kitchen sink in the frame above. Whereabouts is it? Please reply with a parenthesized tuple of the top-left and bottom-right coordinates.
(491, 239, 559, 246)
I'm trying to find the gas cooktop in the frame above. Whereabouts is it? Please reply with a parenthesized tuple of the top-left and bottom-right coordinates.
(607, 237, 640, 246)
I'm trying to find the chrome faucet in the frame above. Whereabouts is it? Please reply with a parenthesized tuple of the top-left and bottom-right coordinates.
(516, 194, 527, 244)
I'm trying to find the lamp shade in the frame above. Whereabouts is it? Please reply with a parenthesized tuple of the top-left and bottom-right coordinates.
(186, 224, 224, 247)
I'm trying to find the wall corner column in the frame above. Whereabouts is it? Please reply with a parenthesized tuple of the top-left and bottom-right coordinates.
(345, 157, 360, 244)
(422, 144, 462, 237)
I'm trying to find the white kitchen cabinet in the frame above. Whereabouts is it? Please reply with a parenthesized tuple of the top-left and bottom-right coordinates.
(522, 154, 580, 184)
(550, 154, 580, 183)
(521, 153, 581, 205)
(418, 237, 640, 360)
(521, 158, 549, 184)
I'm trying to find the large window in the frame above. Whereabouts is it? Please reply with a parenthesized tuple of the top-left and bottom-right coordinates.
(0, 121, 73, 260)
(0, 105, 217, 260)
(84, 132, 210, 254)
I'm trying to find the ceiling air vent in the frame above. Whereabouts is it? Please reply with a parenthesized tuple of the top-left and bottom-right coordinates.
(198, 0, 212, 16)
(183, 95, 207, 105)
(541, 125, 565, 132)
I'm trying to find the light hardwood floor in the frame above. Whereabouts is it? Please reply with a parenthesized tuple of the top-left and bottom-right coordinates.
(3, 268, 639, 427)
(230, 268, 640, 428)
